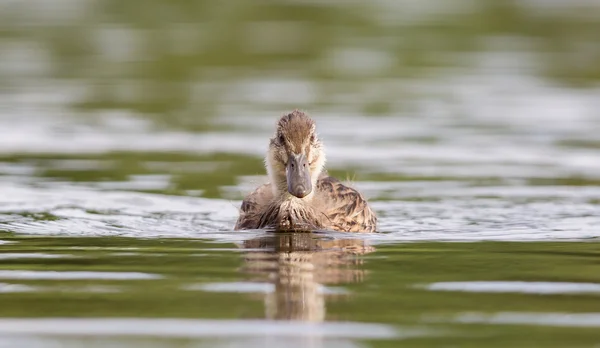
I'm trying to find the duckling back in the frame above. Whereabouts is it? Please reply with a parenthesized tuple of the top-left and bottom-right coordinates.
(315, 176, 377, 233)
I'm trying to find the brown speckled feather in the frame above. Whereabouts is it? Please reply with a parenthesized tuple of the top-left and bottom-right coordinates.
(235, 176, 377, 232)
(315, 175, 377, 233)
(234, 183, 272, 230)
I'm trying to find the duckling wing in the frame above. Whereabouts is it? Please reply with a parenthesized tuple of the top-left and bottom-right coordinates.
(234, 183, 273, 230)
(316, 176, 377, 232)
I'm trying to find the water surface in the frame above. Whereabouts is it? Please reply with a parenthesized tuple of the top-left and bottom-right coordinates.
(1, 0, 600, 346)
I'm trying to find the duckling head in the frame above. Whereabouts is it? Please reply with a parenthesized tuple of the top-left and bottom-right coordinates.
(266, 110, 326, 199)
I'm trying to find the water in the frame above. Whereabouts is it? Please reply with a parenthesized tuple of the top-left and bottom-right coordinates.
(1, 0, 600, 346)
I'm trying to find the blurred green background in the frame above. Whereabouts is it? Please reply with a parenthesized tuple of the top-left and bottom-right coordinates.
(2, 0, 599, 125)
(1, 0, 599, 198)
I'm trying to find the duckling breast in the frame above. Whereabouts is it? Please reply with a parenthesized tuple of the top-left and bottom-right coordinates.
(259, 199, 323, 231)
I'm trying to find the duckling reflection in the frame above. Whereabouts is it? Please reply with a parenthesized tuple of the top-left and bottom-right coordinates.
(241, 233, 375, 322)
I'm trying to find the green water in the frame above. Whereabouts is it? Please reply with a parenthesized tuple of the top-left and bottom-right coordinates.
(1, 233, 600, 346)
(1, 0, 600, 346)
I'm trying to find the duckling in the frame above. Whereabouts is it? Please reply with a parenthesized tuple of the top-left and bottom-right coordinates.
(235, 110, 377, 232)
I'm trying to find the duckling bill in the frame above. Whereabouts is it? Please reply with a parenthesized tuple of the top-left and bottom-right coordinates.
(234, 110, 377, 232)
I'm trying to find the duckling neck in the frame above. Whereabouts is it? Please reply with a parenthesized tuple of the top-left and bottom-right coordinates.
(279, 190, 314, 202)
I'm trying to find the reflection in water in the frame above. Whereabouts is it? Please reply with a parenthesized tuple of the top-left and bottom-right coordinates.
(241, 233, 374, 322)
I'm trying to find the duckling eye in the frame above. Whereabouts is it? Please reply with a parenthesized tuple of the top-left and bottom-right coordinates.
(310, 134, 315, 142)
(278, 134, 285, 144)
